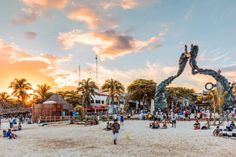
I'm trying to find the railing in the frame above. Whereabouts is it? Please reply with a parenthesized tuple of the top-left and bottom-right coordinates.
(38, 116, 77, 123)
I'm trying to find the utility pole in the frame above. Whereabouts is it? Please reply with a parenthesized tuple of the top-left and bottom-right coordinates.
(78, 65, 81, 82)
(95, 55, 98, 81)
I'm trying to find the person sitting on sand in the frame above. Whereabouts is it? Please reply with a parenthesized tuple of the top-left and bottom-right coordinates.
(201, 118, 210, 130)
(149, 121, 154, 128)
(6, 129, 17, 139)
(104, 121, 112, 131)
(162, 121, 167, 129)
(2, 130, 6, 138)
(226, 121, 235, 131)
(151, 120, 160, 129)
(213, 126, 221, 136)
(194, 119, 200, 130)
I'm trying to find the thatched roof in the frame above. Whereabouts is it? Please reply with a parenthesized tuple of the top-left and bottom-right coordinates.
(45, 94, 73, 111)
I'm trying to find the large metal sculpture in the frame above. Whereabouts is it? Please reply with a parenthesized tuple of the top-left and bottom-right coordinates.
(154, 44, 235, 111)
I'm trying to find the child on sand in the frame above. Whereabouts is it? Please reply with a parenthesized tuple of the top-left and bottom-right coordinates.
(104, 122, 112, 131)
(120, 115, 124, 125)
(111, 119, 120, 145)
(194, 119, 200, 130)
(213, 126, 221, 136)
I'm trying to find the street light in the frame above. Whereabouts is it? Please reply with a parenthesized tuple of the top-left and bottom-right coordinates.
(142, 94, 148, 111)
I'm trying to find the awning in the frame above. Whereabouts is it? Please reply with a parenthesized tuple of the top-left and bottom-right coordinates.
(85, 105, 107, 111)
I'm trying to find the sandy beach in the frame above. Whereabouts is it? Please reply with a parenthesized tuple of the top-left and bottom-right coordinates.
(1, 120, 236, 157)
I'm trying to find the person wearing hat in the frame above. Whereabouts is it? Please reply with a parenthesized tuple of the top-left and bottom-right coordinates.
(111, 119, 120, 145)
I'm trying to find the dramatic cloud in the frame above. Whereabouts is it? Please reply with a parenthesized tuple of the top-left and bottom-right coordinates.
(25, 32, 37, 40)
(58, 29, 160, 58)
(0, 38, 71, 91)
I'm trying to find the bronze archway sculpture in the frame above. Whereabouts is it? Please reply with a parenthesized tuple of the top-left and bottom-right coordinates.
(154, 45, 235, 111)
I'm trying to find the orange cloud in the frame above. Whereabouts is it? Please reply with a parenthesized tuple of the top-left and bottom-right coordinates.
(100, 0, 139, 10)
(21, 0, 69, 9)
(67, 6, 102, 29)
(0, 38, 71, 91)
(66, 5, 117, 30)
(58, 29, 161, 58)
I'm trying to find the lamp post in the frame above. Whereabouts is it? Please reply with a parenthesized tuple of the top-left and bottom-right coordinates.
(142, 94, 148, 111)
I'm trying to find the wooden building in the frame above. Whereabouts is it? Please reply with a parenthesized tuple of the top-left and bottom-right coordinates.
(32, 94, 74, 122)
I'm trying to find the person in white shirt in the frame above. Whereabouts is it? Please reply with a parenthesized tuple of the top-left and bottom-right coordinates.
(171, 114, 177, 128)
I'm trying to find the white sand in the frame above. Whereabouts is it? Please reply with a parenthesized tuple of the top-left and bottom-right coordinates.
(0, 120, 236, 157)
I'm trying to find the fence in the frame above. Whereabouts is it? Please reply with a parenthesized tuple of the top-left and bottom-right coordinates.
(38, 116, 77, 123)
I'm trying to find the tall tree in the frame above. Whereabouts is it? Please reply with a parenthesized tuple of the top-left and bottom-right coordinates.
(127, 79, 156, 110)
(0, 92, 11, 102)
(34, 84, 52, 103)
(56, 90, 82, 107)
(9, 78, 32, 106)
(233, 85, 236, 95)
(77, 78, 98, 110)
(101, 79, 125, 105)
(0, 92, 12, 108)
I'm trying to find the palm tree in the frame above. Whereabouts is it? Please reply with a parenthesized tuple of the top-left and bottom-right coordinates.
(9, 78, 32, 106)
(34, 84, 51, 103)
(0, 92, 12, 108)
(77, 78, 98, 114)
(0, 92, 11, 102)
(101, 79, 125, 105)
(56, 90, 82, 107)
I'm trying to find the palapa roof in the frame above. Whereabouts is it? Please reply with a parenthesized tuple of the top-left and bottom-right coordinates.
(44, 94, 73, 111)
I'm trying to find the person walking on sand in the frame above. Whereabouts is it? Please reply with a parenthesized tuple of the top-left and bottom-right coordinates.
(120, 115, 124, 125)
(111, 119, 120, 145)
(171, 113, 177, 128)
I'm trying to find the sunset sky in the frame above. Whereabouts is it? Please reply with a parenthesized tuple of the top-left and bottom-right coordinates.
(0, 0, 236, 93)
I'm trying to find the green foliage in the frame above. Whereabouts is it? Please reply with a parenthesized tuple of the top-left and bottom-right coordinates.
(101, 78, 125, 104)
(165, 87, 195, 100)
(77, 78, 98, 107)
(57, 90, 82, 108)
(127, 79, 156, 102)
